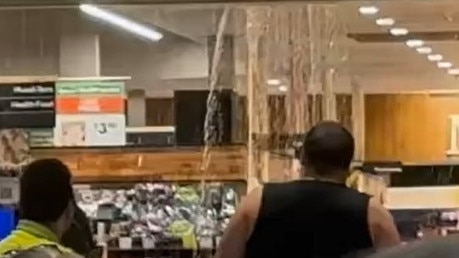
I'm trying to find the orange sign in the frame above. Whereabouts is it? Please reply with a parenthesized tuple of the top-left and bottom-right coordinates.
(57, 96, 124, 114)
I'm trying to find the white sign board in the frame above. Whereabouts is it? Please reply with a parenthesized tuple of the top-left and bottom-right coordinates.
(54, 114, 126, 147)
(0, 177, 19, 205)
(447, 115, 459, 156)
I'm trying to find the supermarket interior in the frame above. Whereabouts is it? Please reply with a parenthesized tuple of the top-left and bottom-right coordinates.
(1, 0, 459, 257)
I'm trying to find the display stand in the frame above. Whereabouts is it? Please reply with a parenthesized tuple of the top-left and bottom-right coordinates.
(32, 146, 246, 258)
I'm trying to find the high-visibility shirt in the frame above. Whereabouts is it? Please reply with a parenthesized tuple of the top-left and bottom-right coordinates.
(0, 220, 73, 255)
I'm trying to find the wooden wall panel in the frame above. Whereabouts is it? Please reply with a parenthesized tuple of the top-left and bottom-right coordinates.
(365, 94, 459, 162)
(233, 95, 248, 143)
(268, 95, 286, 134)
(145, 98, 174, 126)
(268, 95, 324, 135)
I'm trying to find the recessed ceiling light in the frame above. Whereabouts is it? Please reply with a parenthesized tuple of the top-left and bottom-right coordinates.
(448, 68, 459, 75)
(359, 6, 379, 15)
(438, 61, 453, 69)
(390, 27, 409, 36)
(406, 39, 424, 48)
(267, 79, 281, 86)
(416, 47, 432, 54)
(376, 17, 395, 26)
(428, 54, 443, 62)
(278, 85, 288, 92)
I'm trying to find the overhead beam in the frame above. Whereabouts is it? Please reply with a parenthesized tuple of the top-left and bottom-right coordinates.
(0, 0, 366, 7)
(348, 31, 459, 43)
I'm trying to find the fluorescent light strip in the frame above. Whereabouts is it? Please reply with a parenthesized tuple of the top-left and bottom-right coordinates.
(79, 4, 163, 42)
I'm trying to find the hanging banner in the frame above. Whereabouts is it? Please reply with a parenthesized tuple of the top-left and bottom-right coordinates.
(54, 80, 126, 147)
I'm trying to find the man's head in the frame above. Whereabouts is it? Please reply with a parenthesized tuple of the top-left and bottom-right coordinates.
(19, 158, 74, 238)
(301, 121, 354, 180)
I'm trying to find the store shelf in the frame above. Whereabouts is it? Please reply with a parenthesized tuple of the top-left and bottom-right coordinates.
(73, 173, 246, 184)
(107, 247, 213, 258)
(32, 145, 247, 183)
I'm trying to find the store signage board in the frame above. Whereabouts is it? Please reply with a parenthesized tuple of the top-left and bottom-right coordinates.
(54, 114, 126, 147)
(0, 82, 55, 128)
(53, 80, 126, 147)
(0, 177, 19, 205)
(55, 81, 125, 96)
(56, 96, 124, 114)
(446, 115, 459, 157)
(27, 129, 54, 147)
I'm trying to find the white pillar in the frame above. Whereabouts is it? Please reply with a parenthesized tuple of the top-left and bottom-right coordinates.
(127, 89, 146, 127)
(59, 34, 100, 77)
(351, 79, 365, 160)
(322, 68, 336, 121)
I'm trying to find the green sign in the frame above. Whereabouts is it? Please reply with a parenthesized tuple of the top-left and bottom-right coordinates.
(27, 129, 54, 147)
(56, 81, 125, 95)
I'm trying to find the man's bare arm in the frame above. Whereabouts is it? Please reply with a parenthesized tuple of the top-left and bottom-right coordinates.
(368, 197, 401, 249)
(215, 187, 262, 258)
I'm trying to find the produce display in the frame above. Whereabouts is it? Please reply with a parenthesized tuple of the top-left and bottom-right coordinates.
(391, 209, 459, 241)
(74, 183, 239, 249)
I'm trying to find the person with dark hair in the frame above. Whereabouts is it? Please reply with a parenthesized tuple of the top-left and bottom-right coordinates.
(216, 121, 400, 258)
(61, 202, 98, 258)
(0, 159, 77, 257)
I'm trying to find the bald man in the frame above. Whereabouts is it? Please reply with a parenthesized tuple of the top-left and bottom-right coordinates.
(216, 121, 400, 258)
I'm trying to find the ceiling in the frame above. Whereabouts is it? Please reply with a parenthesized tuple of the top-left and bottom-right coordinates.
(110, 0, 459, 92)
(0, 0, 394, 7)
(1, 0, 459, 92)
(343, 0, 459, 91)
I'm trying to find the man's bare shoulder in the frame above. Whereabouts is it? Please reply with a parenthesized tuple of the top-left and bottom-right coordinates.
(368, 198, 392, 221)
(367, 197, 401, 249)
(240, 186, 263, 220)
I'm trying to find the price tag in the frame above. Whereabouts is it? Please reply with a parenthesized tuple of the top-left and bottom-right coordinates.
(55, 114, 126, 147)
(86, 115, 125, 146)
(0, 177, 19, 205)
(93, 122, 118, 135)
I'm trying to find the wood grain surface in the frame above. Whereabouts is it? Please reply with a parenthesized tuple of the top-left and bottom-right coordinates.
(365, 94, 459, 162)
(31, 146, 246, 183)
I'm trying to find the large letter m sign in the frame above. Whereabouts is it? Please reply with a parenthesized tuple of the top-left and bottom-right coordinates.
(447, 115, 459, 156)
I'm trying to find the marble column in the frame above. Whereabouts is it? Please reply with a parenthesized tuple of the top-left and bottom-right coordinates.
(59, 34, 100, 77)
(127, 89, 146, 127)
(206, 35, 237, 143)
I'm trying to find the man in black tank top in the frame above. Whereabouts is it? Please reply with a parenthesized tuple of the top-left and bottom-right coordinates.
(216, 121, 400, 258)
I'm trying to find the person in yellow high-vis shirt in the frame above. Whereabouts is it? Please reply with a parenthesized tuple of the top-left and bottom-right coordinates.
(0, 159, 78, 257)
